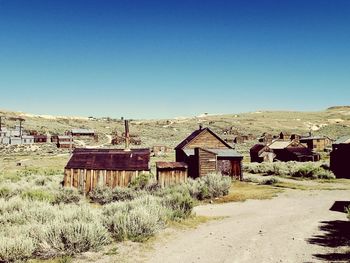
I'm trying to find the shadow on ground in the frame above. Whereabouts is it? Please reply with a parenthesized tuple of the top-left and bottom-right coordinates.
(308, 220, 350, 261)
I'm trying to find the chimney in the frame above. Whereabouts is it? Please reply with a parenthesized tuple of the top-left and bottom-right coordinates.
(124, 119, 130, 151)
(199, 123, 203, 130)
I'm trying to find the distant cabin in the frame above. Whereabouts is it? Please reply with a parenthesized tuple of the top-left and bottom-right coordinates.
(34, 135, 48, 143)
(270, 140, 320, 162)
(175, 127, 243, 180)
(250, 144, 275, 163)
(71, 129, 95, 137)
(299, 136, 333, 152)
(330, 136, 350, 178)
(64, 148, 150, 193)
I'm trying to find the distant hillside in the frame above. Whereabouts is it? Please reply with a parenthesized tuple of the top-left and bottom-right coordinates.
(1, 107, 350, 149)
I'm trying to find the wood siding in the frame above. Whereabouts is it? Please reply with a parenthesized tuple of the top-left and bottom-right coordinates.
(197, 148, 217, 177)
(156, 169, 187, 188)
(185, 130, 229, 149)
(64, 169, 148, 193)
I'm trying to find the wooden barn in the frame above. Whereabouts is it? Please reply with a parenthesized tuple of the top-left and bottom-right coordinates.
(300, 136, 333, 152)
(175, 127, 243, 180)
(64, 148, 150, 193)
(330, 136, 350, 178)
(156, 162, 188, 188)
(258, 133, 274, 144)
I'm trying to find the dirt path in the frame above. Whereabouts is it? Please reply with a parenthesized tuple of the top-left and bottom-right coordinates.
(146, 189, 350, 263)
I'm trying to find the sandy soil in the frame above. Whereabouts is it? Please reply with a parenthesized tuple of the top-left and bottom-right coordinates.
(145, 189, 350, 263)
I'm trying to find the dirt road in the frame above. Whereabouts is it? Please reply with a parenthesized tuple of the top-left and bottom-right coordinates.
(147, 190, 350, 263)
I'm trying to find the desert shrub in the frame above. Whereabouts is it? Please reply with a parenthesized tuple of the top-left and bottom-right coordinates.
(54, 187, 82, 204)
(0, 231, 35, 262)
(112, 187, 142, 201)
(103, 195, 167, 242)
(313, 169, 336, 180)
(89, 185, 113, 204)
(34, 220, 110, 258)
(21, 189, 56, 202)
(259, 177, 280, 185)
(129, 173, 153, 190)
(242, 176, 260, 183)
(0, 186, 14, 199)
(162, 191, 194, 220)
(200, 173, 231, 198)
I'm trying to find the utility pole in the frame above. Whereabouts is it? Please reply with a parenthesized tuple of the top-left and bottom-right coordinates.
(0, 116, 2, 131)
(124, 119, 130, 151)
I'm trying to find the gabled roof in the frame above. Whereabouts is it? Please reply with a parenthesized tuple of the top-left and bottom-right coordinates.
(268, 140, 293, 150)
(250, 144, 266, 154)
(65, 148, 150, 171)
(175, 127, 232, 150)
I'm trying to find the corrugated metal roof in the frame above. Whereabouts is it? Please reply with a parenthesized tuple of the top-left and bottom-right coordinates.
(300, 136, 328, 141)
(65, 148, 150, 171)
(268, 140, 291, 149)
(183, 148, 242, 158)
(334, 136, 350, 144)
(156, 162, 188, 169)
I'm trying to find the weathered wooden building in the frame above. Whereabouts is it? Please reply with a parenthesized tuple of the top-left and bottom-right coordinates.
(279, 131, 291, 141)
(175, 127, 243, 180)
(34, 135, 48, 143)
(300, 136, 333, 152)
(269, 140, 320, 162)
(250, 144, 275, 163)
(64, 148, 150, 193)
(156, 162, 188, 188)
(330, 136, 350, 178)
(71, 129, 95, 137)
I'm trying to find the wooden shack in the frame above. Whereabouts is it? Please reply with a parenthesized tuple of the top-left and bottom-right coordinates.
(64, 148, 150, 193)
(300, 136, 333, 152)
(34, 135, 47, 143)
(268, 140, 320, 162)
(175, 127, 243, 180)
(250, 144, 275, 163)
(156, 162, 187, 187)
(71, 128, 95, 137)
(330, 136, 350, 178)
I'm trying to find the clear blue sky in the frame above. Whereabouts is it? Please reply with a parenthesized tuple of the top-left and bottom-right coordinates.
(0, 0, 349, 119)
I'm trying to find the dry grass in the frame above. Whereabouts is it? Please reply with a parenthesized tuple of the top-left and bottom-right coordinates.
(213, 181, 282, 204)
(168, 215, 226, 229)
(273, 181, 350, 191)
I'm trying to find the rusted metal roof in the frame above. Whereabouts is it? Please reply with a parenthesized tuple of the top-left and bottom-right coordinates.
(175, 127, 232, 150)
(65, 148, 150, 171)
(156, 162, 188, 169)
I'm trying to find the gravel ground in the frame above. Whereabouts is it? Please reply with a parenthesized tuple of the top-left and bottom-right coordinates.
(146, 189, 350, 263)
